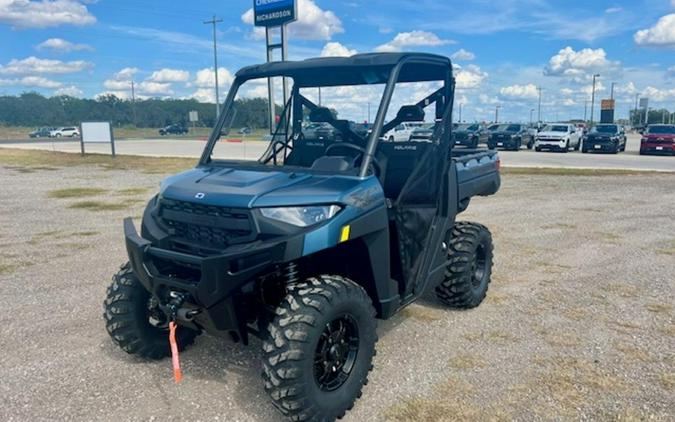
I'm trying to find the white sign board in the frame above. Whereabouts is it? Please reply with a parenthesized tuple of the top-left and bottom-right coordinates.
(80, 121, 115, 156)
(189, 111, 199, 122)
(639, 98, 649, 109)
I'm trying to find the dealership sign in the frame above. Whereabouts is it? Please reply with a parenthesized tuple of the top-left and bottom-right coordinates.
(253, 0, 297, 27)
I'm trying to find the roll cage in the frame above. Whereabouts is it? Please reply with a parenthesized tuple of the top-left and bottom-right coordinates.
(199, 52, 456, 177)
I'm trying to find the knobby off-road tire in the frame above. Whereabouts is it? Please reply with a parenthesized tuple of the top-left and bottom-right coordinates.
(435, 222, 494, 309)
(103, 263, 198, 360)
(262, 275, 377, 422)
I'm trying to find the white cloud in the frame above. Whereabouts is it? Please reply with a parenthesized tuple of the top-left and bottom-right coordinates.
(242, 0, 343, 40)
(0, 76, 62, 88)
(194, 67, 234, 89)
(54, 85, 83, 97)
(544, 47, 619, 78)
(103, 79, 130, 91)
(375, 30, 455, 52)
(642, 86, 675, 101)
(604, 7, 623, 14)
(36, 38, 93, 52)
(148, 68, 189, 83)
(0, 0, 96, 28)
(634, 14, 675, 48)
(454, 64, 487, 89)
(0, 56, 92, 75)
(667, 66, 675, 79)
(499, 83, 538, 100)
(478, 94, 499, 105)
(137, 81, 173, 96)
(114, 67, 138, 80)
(320, 42, 357, 57)
(191, 88, 216, 103)
(450, 48, 475, 61)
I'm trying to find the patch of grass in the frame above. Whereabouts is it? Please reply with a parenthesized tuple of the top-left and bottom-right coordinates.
(0, 148, 195, 174)
(542, 223, 577, 230)
(658, 373, 675, 390)
(658, 324, 675, 337)
(562, 307, 588, 321)
(484, 291, 510, 305)
(28, 230, 100, 244)
(596, 231, 622, 245)
(116, 187, 149, 196)
(604, 283, 640, 299)
(0, 263, 17, 275)
(501, 166, 672, 176)
(605, 319, 642, 334)
(646, 303, 673, 314)
(464, 330, 518, 344)
(48, 187, 108, 198)
(614, 342, 652, 362)
(535, 261, 572, 274)
(68, 200, 131, 212)
(448, 353, 486, 370)
(543, 332, 581, 348)
(400, 305, 444, 322)
(656, 241, 675, 256)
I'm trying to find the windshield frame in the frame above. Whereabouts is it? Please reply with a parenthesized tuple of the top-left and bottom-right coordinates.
(199, 56, 454, 177)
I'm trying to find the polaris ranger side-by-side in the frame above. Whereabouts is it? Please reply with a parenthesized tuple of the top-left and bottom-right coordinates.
(104, 53, 501, 421)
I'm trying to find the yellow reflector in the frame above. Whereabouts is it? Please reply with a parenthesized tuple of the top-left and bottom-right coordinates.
(339, 225, 351, 243)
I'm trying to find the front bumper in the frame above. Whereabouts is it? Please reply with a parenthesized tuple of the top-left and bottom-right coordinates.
(584, 141, 618, 152)
(124, 218, 303, 339)
(488, 137, 516, 149)
(536, 140, 566, 151)
(640, 143, 674, 155)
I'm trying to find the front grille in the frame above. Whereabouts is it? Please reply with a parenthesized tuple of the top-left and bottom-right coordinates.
(159, 199, 254, 249)
(538, 138, 562, 143)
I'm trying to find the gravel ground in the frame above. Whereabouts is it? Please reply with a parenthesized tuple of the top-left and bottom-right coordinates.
(0, 162, 673, 422)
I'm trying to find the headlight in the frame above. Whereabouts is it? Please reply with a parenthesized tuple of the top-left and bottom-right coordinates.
(260, 205, 342, 227)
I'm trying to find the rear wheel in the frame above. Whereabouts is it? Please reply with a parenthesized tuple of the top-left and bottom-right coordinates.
(103, 263, 199, 359)
(262, 275, 377, 422)
(527, 139, 534, 149)
(435, 222, 493, 309)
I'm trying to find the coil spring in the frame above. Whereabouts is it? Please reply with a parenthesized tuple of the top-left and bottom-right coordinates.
(285, 261, 299, 286)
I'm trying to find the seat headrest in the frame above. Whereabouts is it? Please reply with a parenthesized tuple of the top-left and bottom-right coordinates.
(309, 107, 334, 123)
(396, 105, 425, 122)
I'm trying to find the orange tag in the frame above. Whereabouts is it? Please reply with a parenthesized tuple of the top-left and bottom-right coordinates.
(169, 321, 182, 383)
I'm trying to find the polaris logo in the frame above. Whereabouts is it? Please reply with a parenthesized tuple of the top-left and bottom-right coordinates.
(195, 192, 205, 199)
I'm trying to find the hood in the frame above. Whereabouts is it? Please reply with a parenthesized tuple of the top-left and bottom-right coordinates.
(587, 132, 618, 138)
(537, 131, 567, 138)
(159, 167, 365, 209)
(644, 133, 675, 140)
(491, 131, 515, 137)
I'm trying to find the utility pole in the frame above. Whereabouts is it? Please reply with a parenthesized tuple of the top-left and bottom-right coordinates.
(584, 99, 588, 122)
(495, 105, 501, 123)
(204, 15, 223, 118)
(610, 82, 616, 100)
(537, 86, 543, 123)
(458, 103, 462, 122)
(130, 79, 136, 127)
(529, 108, 534, 125)
(590, 74, 600, 126)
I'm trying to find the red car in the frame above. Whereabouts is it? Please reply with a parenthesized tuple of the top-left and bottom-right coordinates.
(640, 124, 675, 156)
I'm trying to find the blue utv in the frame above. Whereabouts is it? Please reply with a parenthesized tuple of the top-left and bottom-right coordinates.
(104, 52, 501, 422)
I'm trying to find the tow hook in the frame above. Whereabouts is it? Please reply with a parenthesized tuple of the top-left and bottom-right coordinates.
(166, 291, 201, 322)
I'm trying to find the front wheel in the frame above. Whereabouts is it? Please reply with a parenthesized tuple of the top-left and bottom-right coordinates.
(574, 140, 580, 151)
(527, 139, 534, 150)
(103, 263, 199, 359)
(436, 222, 493, 309)
(262, 275, 377, 422)
(562, 140, 569, 153)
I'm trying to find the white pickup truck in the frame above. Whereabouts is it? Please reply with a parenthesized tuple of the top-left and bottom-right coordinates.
(534, 123, 581, 152)
(384, 122, 425, 142)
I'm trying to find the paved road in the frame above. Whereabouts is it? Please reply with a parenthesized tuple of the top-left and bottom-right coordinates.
(1, 134, 673, 172)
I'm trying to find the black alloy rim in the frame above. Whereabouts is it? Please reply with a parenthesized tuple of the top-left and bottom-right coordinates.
(314, 315, 360, 391)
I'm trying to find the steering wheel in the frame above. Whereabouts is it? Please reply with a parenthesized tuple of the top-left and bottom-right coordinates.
(325, 142, 382, 176)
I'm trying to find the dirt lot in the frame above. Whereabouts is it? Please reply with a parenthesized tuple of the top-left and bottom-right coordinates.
(0, 150, 673, 421)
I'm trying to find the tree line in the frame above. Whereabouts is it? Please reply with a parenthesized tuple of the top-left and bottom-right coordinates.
(0, 92, 277, 129)
(629, 108, 674, 126)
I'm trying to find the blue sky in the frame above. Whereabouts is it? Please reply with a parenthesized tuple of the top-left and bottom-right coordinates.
(1, 0, 674, 122)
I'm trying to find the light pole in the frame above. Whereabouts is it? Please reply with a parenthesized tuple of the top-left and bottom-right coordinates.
(529, 108, 534, 125)
(584, 99, 588, 122)
(537, 86, 542, 123)
(204, 15, 223, 118)
(495, 105, 501, 123)
(458, 103, 463, 122)
(634, 93, 639, 126)
(610, 82, 616, 100)
(589, 74, 600, 126)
